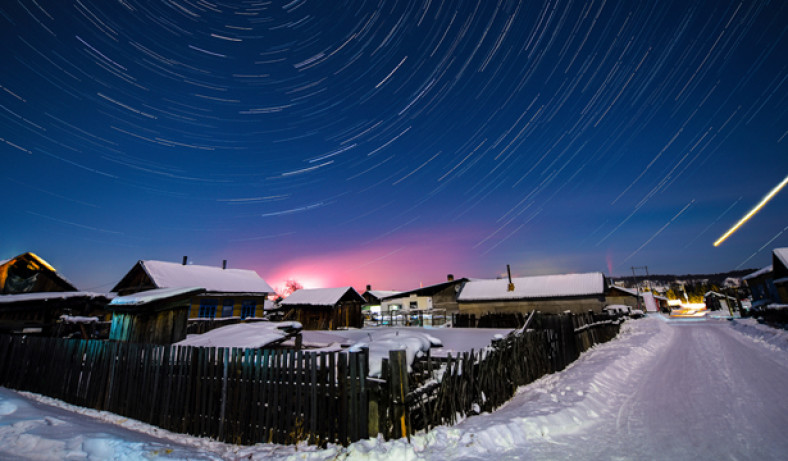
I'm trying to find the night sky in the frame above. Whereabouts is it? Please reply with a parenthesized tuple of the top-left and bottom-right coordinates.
(3, 1, 787, 293)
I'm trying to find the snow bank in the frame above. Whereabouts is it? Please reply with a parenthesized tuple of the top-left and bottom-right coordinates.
(350, 330, 443, 377)
(728, 318, 788, 352)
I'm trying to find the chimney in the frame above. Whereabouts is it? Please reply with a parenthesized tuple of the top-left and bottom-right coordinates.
(447, 274, 454, 282)
(366, 284, 372, 292)
(506, 264, 514, 292)
(182, 256, 188, 265)
(222, 259, 227, 270)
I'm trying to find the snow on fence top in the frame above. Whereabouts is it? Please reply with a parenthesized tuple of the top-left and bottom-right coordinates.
(458, 272, 605, 301)
(279, 286, 360, 307)
(141, 260, 274, 293)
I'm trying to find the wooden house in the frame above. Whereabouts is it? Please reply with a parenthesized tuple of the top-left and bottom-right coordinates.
(112, 259, 274, 320)
(457, 272, 607, 315)
(743, 265, 775, 309)
(377, 276, 467, 326)
(0, 253, 110, 335)
(280, 287, 364, 330)
(1, 252, 77, 294)
(108, 287, 204, 344)
(772, 248, 788, 304)
(380, 276, 467, 313)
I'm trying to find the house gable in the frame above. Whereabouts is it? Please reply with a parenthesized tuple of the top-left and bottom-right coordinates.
(0, 252, 78, 294)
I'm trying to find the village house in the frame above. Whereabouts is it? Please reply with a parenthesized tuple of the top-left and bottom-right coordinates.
(457, 272, 608, 315)
(361, 285, 401, 321)
(0, 253, 111, 336)
(378, 275, 467, 326)
(743, 265, 775, 308)
(1, 252, 77, 294)
(111, 258, 274, 320)
(771, 248, 788, 304)
(605, 285, 669, 312)
(280, 287, 364, 330)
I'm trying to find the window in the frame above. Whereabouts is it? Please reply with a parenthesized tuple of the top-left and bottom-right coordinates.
(241, 300, 256, 319)
(198, 299, 217, 319)
(221, 299, 234, 317)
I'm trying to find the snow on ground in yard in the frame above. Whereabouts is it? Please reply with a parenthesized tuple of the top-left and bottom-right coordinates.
(340, 326, 513, 358)
(3, 315, 787, 460)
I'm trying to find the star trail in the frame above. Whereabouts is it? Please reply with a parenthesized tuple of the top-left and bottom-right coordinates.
(3, 0, 787, 291)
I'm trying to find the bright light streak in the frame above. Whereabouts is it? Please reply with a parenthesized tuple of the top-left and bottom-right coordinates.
(714, 174, 788, 247)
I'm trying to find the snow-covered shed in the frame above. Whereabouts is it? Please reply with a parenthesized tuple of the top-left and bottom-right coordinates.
(108, 287, 204, 344)
(280, 287, 364, 330)
(111, 259, 274, 320)
(457, 272, 608, 315)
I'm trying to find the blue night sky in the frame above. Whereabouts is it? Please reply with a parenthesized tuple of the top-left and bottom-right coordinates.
(3, 0, 787, 293)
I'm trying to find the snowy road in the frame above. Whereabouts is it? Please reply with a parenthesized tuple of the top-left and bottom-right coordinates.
(606, 321, 788, 460)
(1, 317, 787, 460)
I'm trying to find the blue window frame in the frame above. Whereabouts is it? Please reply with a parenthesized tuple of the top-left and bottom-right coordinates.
(221, 299, 234, 317)
(198, 299, 217, 319)
(241, 300, 256, 319)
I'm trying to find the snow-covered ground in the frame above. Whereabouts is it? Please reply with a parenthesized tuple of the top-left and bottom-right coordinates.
(2, 315, 787, 460)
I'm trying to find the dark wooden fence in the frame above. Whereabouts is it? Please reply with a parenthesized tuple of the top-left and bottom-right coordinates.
(372, 312, 622, 436)
(0, 335, 368, 446)
(0, 311, 623, 445)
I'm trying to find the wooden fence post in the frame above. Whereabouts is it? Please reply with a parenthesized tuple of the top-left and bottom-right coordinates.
(389, 349, 410, 440)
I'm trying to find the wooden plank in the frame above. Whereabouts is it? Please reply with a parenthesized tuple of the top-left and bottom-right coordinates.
(337, 352, 348, 445)
(348, 351, 358, 442)
(309, 353, 317, 444)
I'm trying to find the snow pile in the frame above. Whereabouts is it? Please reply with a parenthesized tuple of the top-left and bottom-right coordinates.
(175, 321, 302, 349)
(350, 330, 443, 377)
(728, 318, 788, 352)
(340, 327, 512, 359)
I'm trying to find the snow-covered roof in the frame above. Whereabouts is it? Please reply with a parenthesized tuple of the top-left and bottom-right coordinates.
(279, 287, 361, 307)
(609, 285, 638, 296)
(175, 321, 302, 348)
(109, 287, 204, 306)
(366, 290, 401, 300)
(774, 248, 788, 269)
(0, 291, 113, 304)
(743, 265, 772, 280)
(458, 272, 605, 301)
(140, 260, 274, 293)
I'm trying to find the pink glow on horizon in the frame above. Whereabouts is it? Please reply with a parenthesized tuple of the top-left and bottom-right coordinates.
(253, 228, 484, 293)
